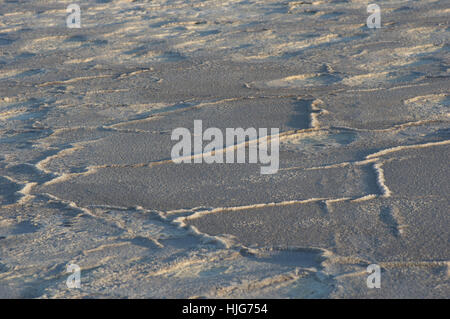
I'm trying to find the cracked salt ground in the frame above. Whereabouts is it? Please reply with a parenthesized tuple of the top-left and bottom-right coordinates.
(0, 0, 449, 298)
(0, 197, 333, 298)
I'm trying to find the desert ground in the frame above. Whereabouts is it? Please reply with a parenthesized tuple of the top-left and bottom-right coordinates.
(0, 0, 448, 298)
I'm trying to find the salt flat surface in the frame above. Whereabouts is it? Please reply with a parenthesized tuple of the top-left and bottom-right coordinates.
(0, 0, 449, 298)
